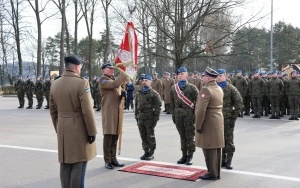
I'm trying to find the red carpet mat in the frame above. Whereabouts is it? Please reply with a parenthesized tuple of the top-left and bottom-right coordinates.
(118, 162, 207, 181)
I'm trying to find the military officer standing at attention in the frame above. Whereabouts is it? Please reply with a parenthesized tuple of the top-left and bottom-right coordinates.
(268, 71, 284, 119)
(135, 75, 161, 160)
(14, 75, 25, 108)
(195, 67, 224, 180)
(24, 76, 35, 109)
(249, 71, 265, 118)
(162, 72, 175, 114)
(99, 62, 127, 169)
(43, 76, 51, 109)
(170, 67, 199, 165)
(232, 70, 247, 117)
(243, 73, 251, 115)
(151, 73, 163, 98)
(217, 69, 243, 170)
(49, 54, 97, 188)
(35, 75, 44, 109)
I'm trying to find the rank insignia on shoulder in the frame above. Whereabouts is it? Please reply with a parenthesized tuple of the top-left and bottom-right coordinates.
(85, 87, 90, 93)
(101, 79, 107, 83)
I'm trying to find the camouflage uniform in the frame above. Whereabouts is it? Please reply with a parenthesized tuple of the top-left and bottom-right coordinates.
(220, 83, 243, 169)
(43, 79, 51, 109)
(279, 77, 288, 115)
(249, 77, 265, 118)
(243, 77, 251, 115)
(261, 76, 270, 116)
(170, 82, 199, 163)
(24, 79, 35, 108)
(232, 76, 248, 116)
(135, 87, 161, 157)
(14, 79, 25, 108)
(286, 75, 300, 120)
(35, 79, 44, 109)
(268, 77, 284, 119)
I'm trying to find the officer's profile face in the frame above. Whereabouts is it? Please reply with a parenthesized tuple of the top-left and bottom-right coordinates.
(103, 67, 114, 76)
(217, 74, 226, 82)
(177, 72, 187, 81)
(142, 79, 152, 87)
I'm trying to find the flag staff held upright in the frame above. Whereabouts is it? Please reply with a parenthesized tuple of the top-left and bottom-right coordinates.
(115, 2, 138, 155)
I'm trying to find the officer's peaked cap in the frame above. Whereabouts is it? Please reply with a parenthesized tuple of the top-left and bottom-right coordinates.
(202, 67, 218, 78)
(101, 63, 115, 70)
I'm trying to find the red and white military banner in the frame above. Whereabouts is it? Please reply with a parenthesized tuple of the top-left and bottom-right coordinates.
(114, 22, 138, 80)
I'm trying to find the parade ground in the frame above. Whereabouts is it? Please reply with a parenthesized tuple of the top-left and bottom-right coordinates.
(0, 96, 300, 188)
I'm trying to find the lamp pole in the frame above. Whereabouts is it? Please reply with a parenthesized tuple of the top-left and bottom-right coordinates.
(270, 0, 274, 71)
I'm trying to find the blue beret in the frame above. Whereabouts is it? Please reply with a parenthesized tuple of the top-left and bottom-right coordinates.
(237, 70, 242, 73)
(217, 69, 226, 74)
(101, 63, 115, 70)
(143, 74, 152, 81)
(202, 67, 218, 78)
(244, 73, 248, 76)
(65, 54, 83, 65)
(253, 70, 259, 74)
(277, 71, 282, 74)
(177, 67, 187, 74)
(272, 70, 277, 74)
(283, 73, 288, 76)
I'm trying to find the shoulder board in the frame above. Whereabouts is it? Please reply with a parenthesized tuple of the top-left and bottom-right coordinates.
(54, 76, 61, 80)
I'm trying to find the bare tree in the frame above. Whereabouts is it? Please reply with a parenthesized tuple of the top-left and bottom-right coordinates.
(101, 0, 112, 63)
(73, 0, 84, 54)
(52, 0, 66, 74)
(5, 0, 26, 76)
(79, 0, 99, 80)
(27, 0, 56, 76)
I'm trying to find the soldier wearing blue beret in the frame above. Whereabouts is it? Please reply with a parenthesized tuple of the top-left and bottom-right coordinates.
(249, 70, 265, 118)
(217, 68, 243, 170)
(170, 67, 199, 165)
(268, 70, 284, 119)
(135, 74, 161, 160)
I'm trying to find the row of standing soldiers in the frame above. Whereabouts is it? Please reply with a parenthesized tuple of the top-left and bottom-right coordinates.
(227, 70, 300, 120)
(148, 69, 300, 121)
(14, 75, 51, 109)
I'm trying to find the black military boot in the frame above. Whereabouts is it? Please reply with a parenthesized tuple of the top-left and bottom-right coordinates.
(177, 155, 187, 164)
(294, 116, 299, 120)
(226, 153, 233, 170)
(252, 114, 258, 118)
(144, 151, 154, 160)
(26, 106, 33, 109)
(288, 116, 295, 120)
(269, 114, 276, 119)
(186, 155, 193, 165)
(140, 151, 150, 160)
(275, 115, 281, 119)
(18, 106, 23, 108)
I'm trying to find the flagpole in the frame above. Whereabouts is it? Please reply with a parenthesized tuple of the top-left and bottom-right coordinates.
(118, 3, 136, 155)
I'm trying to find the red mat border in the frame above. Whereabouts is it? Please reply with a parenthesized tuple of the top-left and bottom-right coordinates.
(118, 162, 207, 181)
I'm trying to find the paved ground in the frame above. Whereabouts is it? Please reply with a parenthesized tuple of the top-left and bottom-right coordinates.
(0, 96, 300, 188)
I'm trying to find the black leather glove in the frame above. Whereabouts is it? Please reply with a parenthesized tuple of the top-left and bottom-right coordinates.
(88, 135, 96, 144)
(121, 91, 126, 97)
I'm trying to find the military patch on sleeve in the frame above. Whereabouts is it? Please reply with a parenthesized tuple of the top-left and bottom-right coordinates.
(101, 79, 107, 83)
(85, 87, 90, 93)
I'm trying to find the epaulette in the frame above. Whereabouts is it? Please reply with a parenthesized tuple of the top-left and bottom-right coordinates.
(54, 76, 61, 80)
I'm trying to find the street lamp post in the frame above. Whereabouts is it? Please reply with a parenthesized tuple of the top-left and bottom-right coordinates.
(270, 0, 274, 71)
